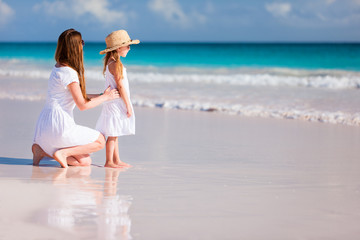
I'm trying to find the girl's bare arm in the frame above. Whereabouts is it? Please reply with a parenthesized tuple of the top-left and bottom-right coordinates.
(108, 63, 133, 117)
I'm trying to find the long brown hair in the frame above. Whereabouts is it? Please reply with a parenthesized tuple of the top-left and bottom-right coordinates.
(55, 29, 88, 100)
(103, 50, 123, 80)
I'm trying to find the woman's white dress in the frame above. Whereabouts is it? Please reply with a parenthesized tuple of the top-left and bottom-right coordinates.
(33, 66, 100, 156)
(96, 65, 135, 137)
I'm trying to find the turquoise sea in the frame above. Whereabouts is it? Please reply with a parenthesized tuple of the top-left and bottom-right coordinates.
(0, 42, 360, 70)
(1, 42, 360, 125)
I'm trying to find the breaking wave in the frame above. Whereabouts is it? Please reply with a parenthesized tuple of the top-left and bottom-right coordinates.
(1, 65, 360, 89)
(133, 98, 360, 126)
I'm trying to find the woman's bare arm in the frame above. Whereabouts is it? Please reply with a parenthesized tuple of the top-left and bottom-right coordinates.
(86, 94, 101, 99)
(68, 82, 119, 111)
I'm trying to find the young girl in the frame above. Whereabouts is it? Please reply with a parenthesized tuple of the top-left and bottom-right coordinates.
(96, 30, 139, 168)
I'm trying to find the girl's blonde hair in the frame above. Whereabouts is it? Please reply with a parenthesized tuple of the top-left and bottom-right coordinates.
(103, 50, 123, 80)
(55, 29, 88, 101)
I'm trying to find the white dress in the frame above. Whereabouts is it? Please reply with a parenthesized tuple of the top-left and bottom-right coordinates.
(33, 66, 100, 156)
(96, 65, 135, 137)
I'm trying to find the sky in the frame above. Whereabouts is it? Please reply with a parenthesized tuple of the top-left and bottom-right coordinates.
(0, 0, 359, 42)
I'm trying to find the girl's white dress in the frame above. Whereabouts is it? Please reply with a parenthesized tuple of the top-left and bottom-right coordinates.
(33, 66, 100, 156)
(96, 65, 135, 137)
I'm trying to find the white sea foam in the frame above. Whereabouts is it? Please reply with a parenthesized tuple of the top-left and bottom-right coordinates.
(1, 65, 360, 89)
(1, 90, 360, 126)
(132, 98, 360, 126)
(0, 92, 44, 101)
(127, 71, 360, 89)
(0, 69, 50, 79)
(2, 60, 360, 126)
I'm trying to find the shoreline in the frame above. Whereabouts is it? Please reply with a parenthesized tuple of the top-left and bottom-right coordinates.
(2, 97, 360, 128)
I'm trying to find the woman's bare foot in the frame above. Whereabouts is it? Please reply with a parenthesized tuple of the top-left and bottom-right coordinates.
(104, 162, 125, 168)
(32, 144, 46, 166)
(53, 150, 69, 168)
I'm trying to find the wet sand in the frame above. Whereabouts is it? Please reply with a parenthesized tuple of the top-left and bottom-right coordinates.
(1, 99, 360, 239)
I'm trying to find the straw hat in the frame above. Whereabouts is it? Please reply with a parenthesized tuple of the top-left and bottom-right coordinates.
(100, 30, 140, 54)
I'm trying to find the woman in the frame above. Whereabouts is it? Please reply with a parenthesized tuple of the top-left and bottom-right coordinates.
(32, 29, 119, 168)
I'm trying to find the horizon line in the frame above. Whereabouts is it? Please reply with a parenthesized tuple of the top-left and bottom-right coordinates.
(0, 40, 360, 44)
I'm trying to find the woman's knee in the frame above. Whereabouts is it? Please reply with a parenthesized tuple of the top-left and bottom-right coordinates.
(96, 134, 106, 150)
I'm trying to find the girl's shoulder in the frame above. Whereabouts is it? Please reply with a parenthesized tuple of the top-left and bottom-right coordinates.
(106, 59, 117, 71)
(107, 60, 117, 71)
(107, 57, 117, 66)
(107, 60, 125, 72)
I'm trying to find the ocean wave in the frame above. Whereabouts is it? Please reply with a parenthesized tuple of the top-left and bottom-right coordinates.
(1, 91, 359, 126)
(128, 71, 360, 89)
(0, 92, 44, 101)
(132, 98, 360, 126)
(0, 69, 50, 79)
(1, 65, 360, 89)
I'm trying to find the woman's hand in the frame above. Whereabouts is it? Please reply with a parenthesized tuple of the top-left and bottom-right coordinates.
(103, 86, 120, 101)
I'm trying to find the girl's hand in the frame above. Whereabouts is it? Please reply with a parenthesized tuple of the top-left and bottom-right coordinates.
(103, 86, 119, 100)
(127, 108, 133, 118)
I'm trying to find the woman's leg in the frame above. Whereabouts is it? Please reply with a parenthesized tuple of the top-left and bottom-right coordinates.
(113, 138, 131, 167)
(33, 143, 91, 167)
(53, 134, 105, 168)
(32, 144, 52, 166)
(105, 137, 122, 168)
(67, 154, 92, 166)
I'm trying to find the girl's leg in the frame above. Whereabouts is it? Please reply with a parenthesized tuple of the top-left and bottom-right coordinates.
(113, 138, 131, 167)
(104, 168, 123, 196)
(32, 144, 52, 166)
(113, 137, 120, 163)
(105, 137, 122, 168)
(53, 134, 105, 168)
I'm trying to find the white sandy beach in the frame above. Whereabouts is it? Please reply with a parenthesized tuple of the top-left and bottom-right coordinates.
(1, 99, 360, 239)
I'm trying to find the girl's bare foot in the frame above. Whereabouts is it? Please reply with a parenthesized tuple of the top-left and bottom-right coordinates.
(104, 162, 125, 168)
(115, 161, 132, 168)
(53, 150, 69, 168)
(32, 144, 46, 166)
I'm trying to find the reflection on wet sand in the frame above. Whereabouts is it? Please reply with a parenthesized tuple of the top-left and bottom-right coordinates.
(31, 166, 132, 240)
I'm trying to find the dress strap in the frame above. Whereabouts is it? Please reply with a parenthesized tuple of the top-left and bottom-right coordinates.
(107, 59, 116, 66)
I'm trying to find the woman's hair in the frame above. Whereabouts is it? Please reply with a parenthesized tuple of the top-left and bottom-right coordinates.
(103, 50, 123, 80)
(55, 29, 88, 101)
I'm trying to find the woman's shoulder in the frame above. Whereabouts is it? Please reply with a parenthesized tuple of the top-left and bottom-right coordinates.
(52, 66, 79, 83)
(53, 65, 74, 71)
(54, 66, 77, 76)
